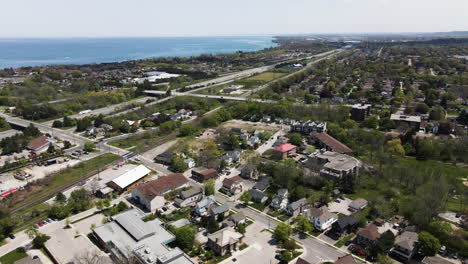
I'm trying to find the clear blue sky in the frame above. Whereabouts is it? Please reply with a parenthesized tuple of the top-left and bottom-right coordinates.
(1, 0, 467, 37)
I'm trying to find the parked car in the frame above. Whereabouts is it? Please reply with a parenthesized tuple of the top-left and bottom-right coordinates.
(8, 234, 15, 239)
(37, 222, 44, 227)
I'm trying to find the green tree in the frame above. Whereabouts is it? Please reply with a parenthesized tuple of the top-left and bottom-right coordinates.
(55, 192, 67, 203)
(179, 124, 197, 137)
(204, 179, 215, 196)
(174, 226, 195, 250)
(418, 231, 441, 256)
(83, 141, 96, 152)
(385, 138, 405, 156)
(295, 216, 313, 233)
(287, 133, 303, 146)
(32, 233, 50, 249)
(427, 221, 452, 242)
(206, 217, 219, 233)
(274, 222, 292, 242)
(63, 140, 72, 149)
(239, 191, 252, 205)
(362, 115, 379, 129)
(171, 155, 188, 173)
(237, 223, 246, 234)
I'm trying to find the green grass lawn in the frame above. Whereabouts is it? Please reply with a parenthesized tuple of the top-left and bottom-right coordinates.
(0, 248, 28, 264)
(246, 72, 287, 82)
(249, 202, 267, 212)
(108, 130, 165, 150)
(334, 233, 355, 248)
(396, 156, 468, 178)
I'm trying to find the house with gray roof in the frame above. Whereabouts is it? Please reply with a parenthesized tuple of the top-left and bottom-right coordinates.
(195, 196, 216, 216)
(285, 198, 308, 217)
(249, 189, 268, 204)
(390, 231, 419, 261)
(210, 204, 230, 218)
(174, 187, 203, 208)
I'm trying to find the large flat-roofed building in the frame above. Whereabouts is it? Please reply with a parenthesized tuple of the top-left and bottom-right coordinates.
(350, 103, 371, 121)
(93, 209, 193, 264)
(132, 173, 188, 211)
(107, 165, 151, 193)
(310, 132, 353, 154)
(306, 151, 361, 179)
(390, 114, 421, 130)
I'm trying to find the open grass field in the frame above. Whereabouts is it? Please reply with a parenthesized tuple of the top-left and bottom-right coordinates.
(0, 248, 28, 264)
(245, 71, 287, 82)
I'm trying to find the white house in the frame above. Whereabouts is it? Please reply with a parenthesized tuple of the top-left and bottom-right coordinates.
(195, 196, 216, 216)
(304, 206, 338, 231)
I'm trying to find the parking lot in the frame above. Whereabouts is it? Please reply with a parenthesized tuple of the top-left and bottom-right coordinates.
(328, 197, 353, 216)
(220, 222, 282, 264)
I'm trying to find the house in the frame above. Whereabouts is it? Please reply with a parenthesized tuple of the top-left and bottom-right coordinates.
(334, 254, 358, 264)
(355, 224, 381, 248)
(390, 114, 421, 130)
(174, 187, 203, 208)
(249, 189, 269, 204)
(92, 209, 193, 264)
(240, 165, 260, 180)
(184, 158, 196, 168)
(350, 103, 371, 121)
(131, 173, 188, 211)
(291, 120, 327, 134)
(306, 151, 361, 180)
(228, 211, 246, 225)
(222, 176, 243, 195)
(195, 196, 217, 216)
(390, 231, 419, 261)
(310, 133, 353, 154)
(262, 115, 272, 123)
(270, 189, 289, 210)
(349, 198, 368, 212)
(331, 216, 360, 237)
(221, 150, 241, 165)
(27, 136, 53, 153)
(207, 227, 244, 256)
(247, 135, 260, 147)
(192, 168, 218, 182)
(125, 120, 139, 126)
(274, 143, 297, 159)
(253, 177, 270, 191)
(210, 204, 230, 218)
(286, 198, 308, 217)
(107, 165, 151, 193)
(154, 151, 174, 165)
(421, 256, 454, 264)
(304, 206, 338, 231)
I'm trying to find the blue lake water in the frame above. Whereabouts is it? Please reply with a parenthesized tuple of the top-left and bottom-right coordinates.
(0, 36, 277, 69)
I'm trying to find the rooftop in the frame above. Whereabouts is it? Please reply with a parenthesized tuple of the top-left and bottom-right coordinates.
(207, 227, 243, 247)
(136, 173, 188, 201)
(357, 224, 381, 241)
(111, 165, 151, 189)
(311, 132, 353, 154)
(390, 114, 422, 123)
(274, 143, 297, 153)
(313, 151, 361, 171)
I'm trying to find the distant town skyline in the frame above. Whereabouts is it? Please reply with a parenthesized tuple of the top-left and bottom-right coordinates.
(1, 0, 467, 38)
